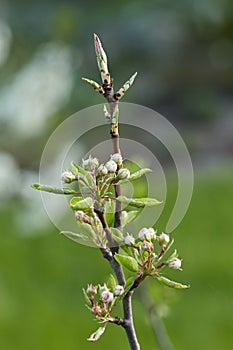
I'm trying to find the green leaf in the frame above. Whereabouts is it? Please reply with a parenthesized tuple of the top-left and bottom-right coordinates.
(71, 162, 94, 186)
(87, 326, 106, 342)
(70, 197, 93, 210)
(104, 199, 115, 227)
(106, 274, 117, 292)
(118, 168, 152, 184)
(82, 288, 92, 307)
(123, 277, 135, 295)
(32, 184, 76, 195)
(114, 253, 138, 273)
(117, 196, 162, 208)
(61, 231, 89, 244)
(111, 228, 124, 244)
(156, 275, 190, 289)
(122, 210, 139, 227)
(76, 222, 96, 241)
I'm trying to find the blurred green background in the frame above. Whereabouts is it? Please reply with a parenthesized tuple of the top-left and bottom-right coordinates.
(0, 0, 233, 349)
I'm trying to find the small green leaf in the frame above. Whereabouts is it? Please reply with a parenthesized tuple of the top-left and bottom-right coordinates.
(76, 222, 96, 241)
(106, 274, 117, 292)
(61, 231, 88, 244)
(114, 253, 138, 273)
(156, 275, 190, 289)
(122, 211, 139, 227)
(32, 184, 76, 195)
(70, 197, 93, 210)
(118, 168, 152, 184)
(82, 288, 92, 307)
(111, 228, 124, 244)
(87, 326, 106, 342)
(71, 162, 94, 186)
(104, 199, 115, 227)
(117, 196, 162, 208)
(123, 276, 135, 295)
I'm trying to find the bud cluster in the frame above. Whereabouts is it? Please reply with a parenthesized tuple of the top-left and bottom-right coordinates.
(83, 281, 124, 322)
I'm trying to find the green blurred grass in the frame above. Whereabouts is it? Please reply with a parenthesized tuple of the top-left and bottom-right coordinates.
(0, 167, 233, 349)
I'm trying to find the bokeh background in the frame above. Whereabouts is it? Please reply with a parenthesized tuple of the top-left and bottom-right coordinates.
(0, 0, 233, 349)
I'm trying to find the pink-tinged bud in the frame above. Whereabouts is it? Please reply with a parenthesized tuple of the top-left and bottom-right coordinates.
(92, 305, 102, 315)
(61, 170, 75, 183)
(114, 285, 124, 296)
(138, 227, 156, 241)
(82, 157, 99, 170)
(105, 160, 117, 173)
(97, 164, 108, 176)
(124, 234, 135, 246)
(159, 232, 170, 246)
(111, 153, 122, 165)
(101, 290, 114, 303)
(75, 210, 84, 220)
(168, 257, 182, 270)
(118, 168, 130, 180)
(86, 284, 97, 295)
(142, 240, 153, 251)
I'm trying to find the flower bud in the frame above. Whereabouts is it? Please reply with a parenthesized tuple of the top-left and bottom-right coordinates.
(92, 305, 102, 315)
(111, 153, 123, 165)
(168, 257, 182, 270)
(86, 284, 97, 295)
(101, 290, 114, 303)
(114, 285, 124, 296)
(138, 227, 156, 241)
(82, 157, 99, 170)
(105, 160, 117, 173)
(118, 168, 130, 179)
(142, 240, 153, 251)
(159, 232, 170, 246)
(124, 234, 135, 246)
(61, 170, 75, 183)
(97, 164, 108, 176)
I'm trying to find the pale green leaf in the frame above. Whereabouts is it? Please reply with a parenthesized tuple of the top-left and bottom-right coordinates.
(122, 210, 139, 227)
(32, 184, 76, 195)
(156, 275, 190, 289)
(104, 199, 115, 227)
(117, 196, 162, 208)
(70, 196, 93, 210)
(61, 231, 89, 244)
(114, 253, 138, 273)
(106, 274, 117, 292)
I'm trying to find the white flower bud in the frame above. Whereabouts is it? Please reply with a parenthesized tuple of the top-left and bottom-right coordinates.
(168, 257, 182, 269)
(111, 153, 123, 165)
(159, 232, 170, 246)
(124, 234, 135, 246)
(101, 290, 114, 303)
(114, 285, 124, 296)
(82, 157, 99, 170)
(86, 284, 97, 295)
(97, 164, 108, 176)
(118, 168, 130, 179)
(138, 227, 156, 241)
(61, 170, 75, 183)
(92, 305, 102, 315)
(105, 160, 117, 173)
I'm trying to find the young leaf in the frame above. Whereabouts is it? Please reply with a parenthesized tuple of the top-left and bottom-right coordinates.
(32, 184, 76, 195)
(114, 253, 138, 273)
(111, 228, 124, 244)
(76, 222, 96, 241)
(94, 34, 110, 85)
(156, 275, 190, 289)
(82, 288, 92, 307)
(61, 231, 89, 244)
(106, 274, 117, 292)
(117, 168, 152, 184)
(87, 326, 106, 342)
(123, 276, 135, 295)
(70, 197, 93, 210)
(117, 196, 162, 208)
(104, 199, 115, 227)
(115, 72, 138, 100)
(122, 210, 139, 227)
(71, 162, 94, 186)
